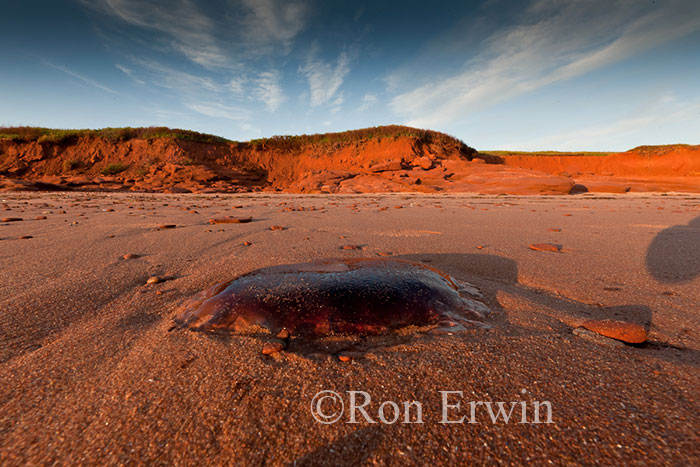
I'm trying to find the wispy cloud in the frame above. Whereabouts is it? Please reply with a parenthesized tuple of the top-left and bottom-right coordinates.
(85, 0, 310, 67)
(358, 93, 377, 112)
(44, 61, 118, 95)
(299, 48, 350, 107)
(390, 0, 700, 127)
(131, 59, 221, 93)
(115, 63, 145, 84)
(503, 94, 700, 151)
(87, 0, 228, 68)
(186, 101, 247, 121)
(330, 92, 344, 114)
(228, 77, 246, 95)
(253, 70, 285, 112)
(238, 0, 309, 54)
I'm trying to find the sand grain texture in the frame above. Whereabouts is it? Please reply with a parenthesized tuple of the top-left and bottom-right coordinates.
(1, 192, 699, 465)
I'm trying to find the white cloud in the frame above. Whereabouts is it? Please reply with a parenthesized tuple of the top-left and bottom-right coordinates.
(92, 0, 228, 68)
(253, 70, 285, 112)
(44, 61, 118, 95)
(132, 59, 221, 93)
(358, 93, 377, 111)
(85, 0, 310, 67)
(299, 48, 350, 107)
(238, 0, 309, 54)
(186, 102, 247, 120)
(115, 63, 145, 84)
(390, 0, 700, 127)
(228, 77, 246, 95)
(330, 92, 344, 114)
(503, 95, 700, 151)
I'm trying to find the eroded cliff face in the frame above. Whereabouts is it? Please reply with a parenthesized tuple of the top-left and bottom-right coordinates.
(1, 130, 699, 194)
(491, 145, 700, 193)
(0, 131, 492, 194)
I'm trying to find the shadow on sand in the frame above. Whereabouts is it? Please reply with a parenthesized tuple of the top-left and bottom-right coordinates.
(398, 252, 654, 331)
(645, 215, 700, 284)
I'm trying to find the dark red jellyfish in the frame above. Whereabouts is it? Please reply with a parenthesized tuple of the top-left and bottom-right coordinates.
(175, 258, 491, 336)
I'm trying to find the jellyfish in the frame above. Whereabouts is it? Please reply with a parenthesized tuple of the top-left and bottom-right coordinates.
(175, 258, 491, 336)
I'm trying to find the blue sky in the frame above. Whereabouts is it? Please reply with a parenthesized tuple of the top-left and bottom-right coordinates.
(1, 0, 699, 150)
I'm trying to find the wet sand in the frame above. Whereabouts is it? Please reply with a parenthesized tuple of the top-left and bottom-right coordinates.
(1, 192, 699, 464)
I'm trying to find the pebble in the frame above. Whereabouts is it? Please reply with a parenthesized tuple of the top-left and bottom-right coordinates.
(2, 217, 22, 222)
(261, 340, 286, 355)
(157, 224, 176, 229)
(338, 355, 353, 362)
(377, 251, 393, 256)
(269, 225, 285, 230)
(341, 244, 365, 250)
(34, 216, 47, 220)
(146, 276, 162, 285)
(20, 235, 33, 239)
(209, 217, 252, 224)
(122, 253, 140, 260)
(529, 243, 562, 252)
(581, 319, 647, 344)
(243, 241, 252, 246)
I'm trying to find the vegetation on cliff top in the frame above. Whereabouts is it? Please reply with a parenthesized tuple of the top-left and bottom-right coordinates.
(0, 125, 473, 153)
(0, 127, 229, 144)
(246, 125, 473, 154)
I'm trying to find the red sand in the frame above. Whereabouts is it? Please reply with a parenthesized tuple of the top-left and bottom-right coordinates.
(1, 192, 699, 464)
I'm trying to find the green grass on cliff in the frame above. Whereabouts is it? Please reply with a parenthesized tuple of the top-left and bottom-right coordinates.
(0, 126, 230, 144)
(247, 125, 473, 153)
(0, 125, 473, 154)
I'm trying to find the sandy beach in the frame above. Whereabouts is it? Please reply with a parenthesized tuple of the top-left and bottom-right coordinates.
(1, 192, 698, 464)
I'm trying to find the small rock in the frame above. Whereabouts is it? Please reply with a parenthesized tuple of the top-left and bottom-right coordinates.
(34, 216, 47, 220)
(413, 156, 434, 170)
(269, 225, 285, 230)
(146, 276, 162, 285)
(122, 253, 140, 260)
(20, 235, 33, 239)
(338, 355, 353, 362)
(157, 224, 176, 229)
(370, 160, 403, 172)
(377, 251, 393, 257)
(341, 244, 365, 250)
(243, 241, 252, 246)
(209, 217, 252, 224)
(1, 217, 22, 222)
(261, 340, 286, 355)
(581, 319, 647, 344)
(529, 243, 562, 253)
(569, 184, 589, 195)
(276, 329, 290, 339)
(547, 228, 562, 232)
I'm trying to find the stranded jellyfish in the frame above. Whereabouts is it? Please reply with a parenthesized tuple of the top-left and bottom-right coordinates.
(175, 258, 491, 336)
